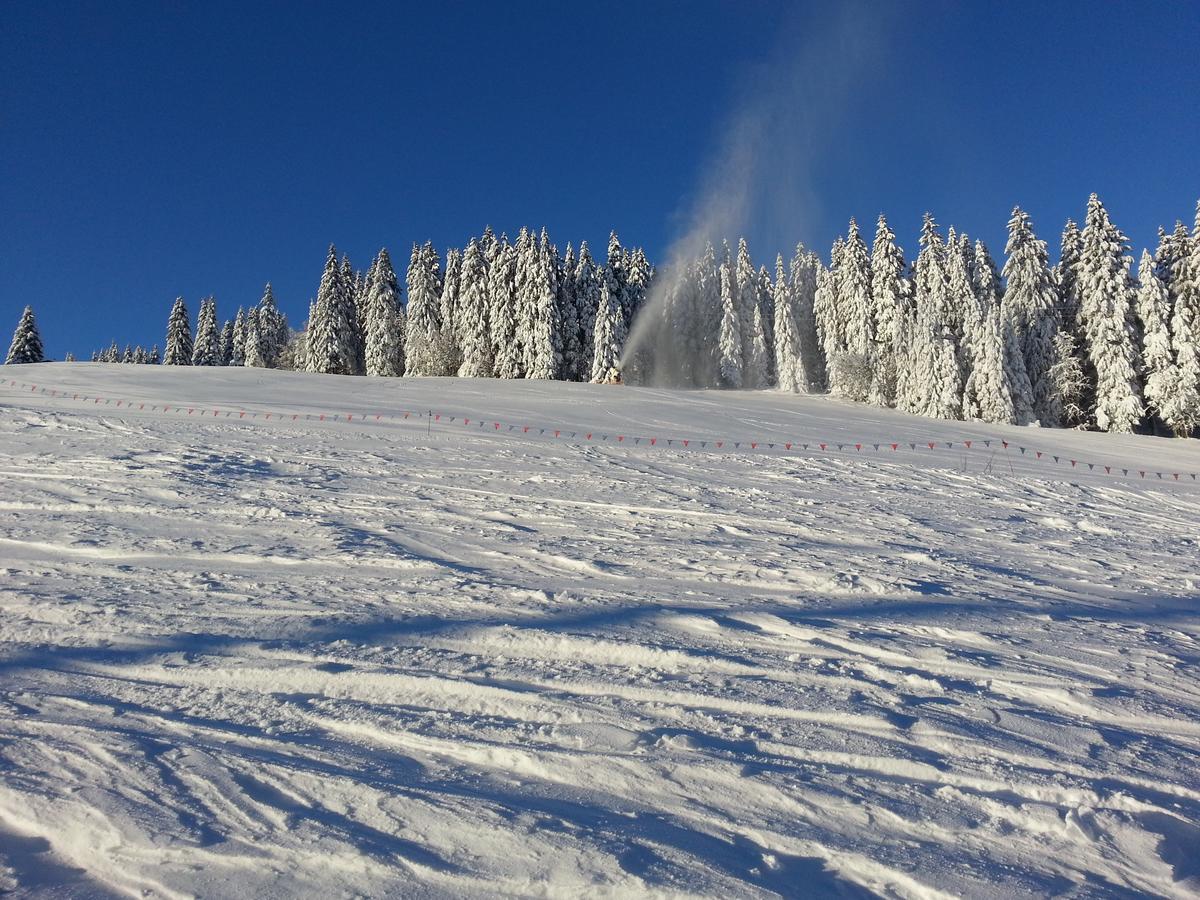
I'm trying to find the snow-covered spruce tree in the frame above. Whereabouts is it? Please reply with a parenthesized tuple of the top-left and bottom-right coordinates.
(744, 296, 770, 390)
(149, 345, 160, 365)
(522, 231, 563, 380)
(949, 234, 984, 417)
(590, 279, 626, 384)
(439, 248, 464, 376)
(65, 352, 76, 362)
(338, 256, 364, 375)
(122, 345, 133, 364)
(684, 243, 720, 388)
(217, 319, 234, 366)
(404, 243, 443, 376)
(734, 239, 761, 382)
(963, 306, 1017, 424)
(1134, 249, 1174, 429)
(757, 265, 775, 381)
(1056, 219, 1085, 329)
(838, 219, 874, 364)
(488, 238, 521, 378)
(244, 307, 265, 368)
(362, 248, 405, 377)
(164, 297, 193, 365)
(106, 341, 120, 362)
(790, 245, 824, 391)
(254, 283, 288, 368)
(558, 243, 584, 381)
(573, 241, 601, 380)
(307, 246, 357, 375)
(625, 246, 651, 333)
(869, 214, 906, 406)
(773, 254, 806, 393)
(813, 238, 843, 380)
(716, 257, 743, 389)
(605, 232, 628, 329)
(191, 297, 218, 365)
(1161, 204, 1200, 435)
(456, 239, 493, 378)
(1078, 194, 1143, 432)
(230, 307, 247, 365)
(5, 306, 45, 364)
(902, 214, 960, 420)
(1002, 208, 1063, 427)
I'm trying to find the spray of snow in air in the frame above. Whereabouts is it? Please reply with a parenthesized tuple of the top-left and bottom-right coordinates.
(621, 5, 886, 387)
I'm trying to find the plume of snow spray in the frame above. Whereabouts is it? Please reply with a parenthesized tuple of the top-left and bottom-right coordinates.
(622, 4, 888, 387)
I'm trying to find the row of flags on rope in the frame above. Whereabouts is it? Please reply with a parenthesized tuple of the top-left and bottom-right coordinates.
(3, 376, 1197, 484)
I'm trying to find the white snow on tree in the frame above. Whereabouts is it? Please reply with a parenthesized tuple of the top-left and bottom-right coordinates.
(164, 297, 193, 365)
(963, 306, 1017, 424)
(404, 243, 445, 376)
(191, 297, 219, 366)
(363, 248, 405, 377)
(716, 258, 743, 389)
(558, 243, 584, 381)
(1078, 194, 1143, 433)
(590, 279, 626, 384)
(488, 238, 522, 379)
(230, 308, 247, 366)
(1002, 208, 1063, 427)
(217, 319, 234, 366)
(1161, 203, 1200, 435)
(306, 246, 358, 376)
(253, 284, 288, 368)
(773, 254, 806, 393)
(338, 256, 364, 375)
(1135, 248, 1174, 428)
(789, 245, 824, 391)
(440, 248, 465, 376)
(573, 241, 601, 381)
(813, 238, 843, 380)
(456, 239, 493, 378)
(869, 215, 906, 406)
(5, 306, 45, 364)
(523, 231, 563, 380)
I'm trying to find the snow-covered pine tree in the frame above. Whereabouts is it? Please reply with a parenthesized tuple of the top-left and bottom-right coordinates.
(716, 258, 743, 389)
(625, 246, 651, 333)
(337, 256, 364, 375)
(757, 265, 776, 383)
(1056, 219, 1084, 329)
(230, 308, 247, 365)
(362, 248, 405, 377)
(902, 214, 960, 419)
(1002, 208, 1063, 427)
(520, 230, 563, 380)
(5, 306, 45, 364)
(164, 297, 193, 365)
(65, 352, 75, 362)
(244, 307, 265, 368)
(306, 246, 356, 375)
(191, 297, 218, 365)
(1078, 194, 1143, 433)
(948, 234, 982, 417)
(559, 243, 584, 381)
(838, 219, 874, 358)
(149, 345, 160, 365)
(439, 248, 464, 375)
(605, 232, 628, 329)
(773, 254, 806, 393)
(122, 345, 133, 364)
(573, 241, 601, 381)
(404, 243, 444, 376)
(134, 347, 148, 364)
(217, 319, 234, 366)
(963, 306, 1017, 424)
(733, 239, 761, 381)
(254, 283, 288, 368)
(590, 279, 626, 384)
(813, 238, 843, 377)
(790, 245, 824, 391)
(106, 341, 120, 363)
(488, 237, 521, 378)
(1161, 203, 1200, 436)
(869, 214, 905, 406)
(1134, 249, 1174, 429)
(456, 239, 493, 378)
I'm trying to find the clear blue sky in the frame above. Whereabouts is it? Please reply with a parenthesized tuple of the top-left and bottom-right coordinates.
(3, 1, 1197, 358)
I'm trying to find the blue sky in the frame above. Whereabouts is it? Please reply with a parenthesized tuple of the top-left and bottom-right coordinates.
(3, 1, 1198, 357)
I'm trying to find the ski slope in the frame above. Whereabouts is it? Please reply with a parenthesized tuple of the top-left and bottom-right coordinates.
(1, 363, 1198, 898)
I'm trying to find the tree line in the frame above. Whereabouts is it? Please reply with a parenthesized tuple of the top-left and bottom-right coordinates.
(8, 194, 1199, 436)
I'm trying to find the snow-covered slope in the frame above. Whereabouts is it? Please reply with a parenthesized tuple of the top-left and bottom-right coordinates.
(1, 364, 1198, 898)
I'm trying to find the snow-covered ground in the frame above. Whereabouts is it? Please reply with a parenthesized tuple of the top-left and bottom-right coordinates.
(1, 364, 1199, 899)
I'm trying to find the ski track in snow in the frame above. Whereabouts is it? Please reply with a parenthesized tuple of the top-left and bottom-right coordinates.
(1, 365, 1199, 899)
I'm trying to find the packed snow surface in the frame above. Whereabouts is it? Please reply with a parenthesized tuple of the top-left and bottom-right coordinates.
(2, 364, 1199, 899)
